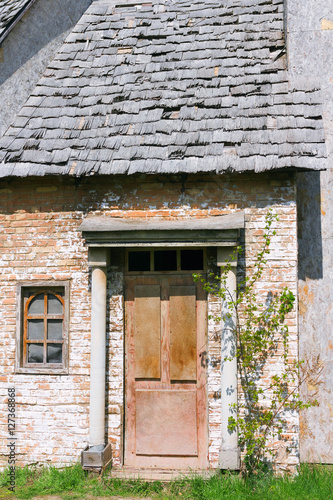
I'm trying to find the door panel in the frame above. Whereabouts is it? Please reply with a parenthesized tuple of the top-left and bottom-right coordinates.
(135, 390, 197, 456)
(134, 285, 161, 379)
(125, 274, 208, 469)
(170, 286, 197, 381)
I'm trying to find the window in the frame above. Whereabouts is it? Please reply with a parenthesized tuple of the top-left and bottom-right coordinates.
(127, 249, 205, 273)
(16, 282, 69, 374)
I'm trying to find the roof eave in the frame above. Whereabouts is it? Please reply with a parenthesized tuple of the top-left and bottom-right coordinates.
(0, 162, 327, 181)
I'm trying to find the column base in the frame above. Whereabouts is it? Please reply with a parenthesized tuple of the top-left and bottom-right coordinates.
(81, 443, 112, 471)
(219, 448, 240, 470)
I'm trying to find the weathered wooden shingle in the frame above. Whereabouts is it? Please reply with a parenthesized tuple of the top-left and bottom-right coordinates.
(0, 0, 327, 178)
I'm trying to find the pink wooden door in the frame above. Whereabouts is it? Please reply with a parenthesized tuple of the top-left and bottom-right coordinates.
(124, 274, 208, 469)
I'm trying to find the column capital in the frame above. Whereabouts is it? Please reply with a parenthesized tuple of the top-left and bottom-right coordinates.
(217, 246, 238, 267)
(88, 247, 110, 267)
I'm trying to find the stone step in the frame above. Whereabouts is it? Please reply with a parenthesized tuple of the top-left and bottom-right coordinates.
(109, 467, 215, 482)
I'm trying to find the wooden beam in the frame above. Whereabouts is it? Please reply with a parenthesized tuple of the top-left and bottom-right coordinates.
(79, 212, 245, 233)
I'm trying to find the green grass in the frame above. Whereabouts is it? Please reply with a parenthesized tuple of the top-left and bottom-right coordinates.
(0, 463, 333, 499)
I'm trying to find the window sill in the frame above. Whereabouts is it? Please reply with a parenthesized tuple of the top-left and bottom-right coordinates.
(15, 366, 69, 375)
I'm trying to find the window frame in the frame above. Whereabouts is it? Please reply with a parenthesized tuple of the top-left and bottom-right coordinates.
(125, 247, 207, 274)
(16, 281, 70, 375)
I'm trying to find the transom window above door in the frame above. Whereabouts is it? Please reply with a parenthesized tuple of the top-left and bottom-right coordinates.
(126, 249, 205, 273)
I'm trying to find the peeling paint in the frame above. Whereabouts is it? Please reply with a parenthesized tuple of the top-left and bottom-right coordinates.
(328, 404, 333, 418)
(307, 382, 318, 392)
(321, 18, 333, 30)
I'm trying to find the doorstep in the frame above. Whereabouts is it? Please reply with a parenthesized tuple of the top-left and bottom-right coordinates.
(109, 466, 215, 482)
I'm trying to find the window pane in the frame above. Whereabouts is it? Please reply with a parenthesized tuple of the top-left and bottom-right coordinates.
(47, 345, 62, 364)
(181, 250, 204, 270)
(28, 294, 44, 314)
(48, 294, 63, 314)
(28, 319, 44, 340)
(128, 251, 151, 272)
(47, 320, 63, 340)
(154, 250, 177, 271)
(28, 344, 43, 363)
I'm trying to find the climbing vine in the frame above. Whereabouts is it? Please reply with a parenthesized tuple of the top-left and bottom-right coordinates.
(194, 211, 322, 475)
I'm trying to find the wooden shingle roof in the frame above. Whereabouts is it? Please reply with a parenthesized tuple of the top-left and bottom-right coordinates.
(0, 0, 36, 44)
(0, 0, 327, 178)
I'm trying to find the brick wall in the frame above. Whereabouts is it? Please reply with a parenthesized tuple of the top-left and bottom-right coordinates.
(0, 171, 297, 470)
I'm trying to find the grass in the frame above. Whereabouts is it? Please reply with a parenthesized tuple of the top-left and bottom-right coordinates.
(0, 463, 333, 499)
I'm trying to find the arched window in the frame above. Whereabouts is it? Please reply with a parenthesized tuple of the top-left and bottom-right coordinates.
(24, 291, 64, 366)
(16, 283, 69, 374)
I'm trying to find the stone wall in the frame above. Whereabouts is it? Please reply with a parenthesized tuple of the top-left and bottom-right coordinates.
(0, 172, 297, 470)
(287, 0, 333, 463)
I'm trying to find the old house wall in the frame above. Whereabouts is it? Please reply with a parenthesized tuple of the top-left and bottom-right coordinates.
(0, 0, 91, 138)
(0, 172, 297, 470)
(287, 0, 333, 463)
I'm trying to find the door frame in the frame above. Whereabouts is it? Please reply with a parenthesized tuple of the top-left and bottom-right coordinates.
(123, 251, 209, 469)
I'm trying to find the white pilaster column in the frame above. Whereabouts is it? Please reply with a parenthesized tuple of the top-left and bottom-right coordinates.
(217, 247, 240, 470)
(88, 248, 109, 447)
